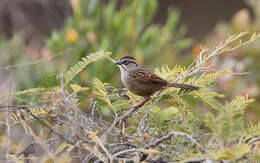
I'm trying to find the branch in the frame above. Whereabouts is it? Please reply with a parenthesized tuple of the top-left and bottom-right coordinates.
(0, 104, 49, 110)
(27, 110, 75, 145)
(102, 97, 150, 140)
(145, 131, 205, 152)
(107, 131, 205, 162)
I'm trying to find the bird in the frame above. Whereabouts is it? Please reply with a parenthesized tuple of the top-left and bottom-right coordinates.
(115, 56, 199, 107)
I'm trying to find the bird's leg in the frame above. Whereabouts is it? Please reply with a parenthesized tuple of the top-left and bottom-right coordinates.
(134, 97, 151, 108)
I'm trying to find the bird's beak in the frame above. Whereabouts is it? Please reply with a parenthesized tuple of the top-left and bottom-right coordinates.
(115, 61, 122, 65)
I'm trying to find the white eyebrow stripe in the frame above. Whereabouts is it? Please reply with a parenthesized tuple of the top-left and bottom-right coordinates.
(129, 59, 136, 63)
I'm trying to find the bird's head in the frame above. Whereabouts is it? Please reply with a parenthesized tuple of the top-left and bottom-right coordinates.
(115, 56, 138, 71)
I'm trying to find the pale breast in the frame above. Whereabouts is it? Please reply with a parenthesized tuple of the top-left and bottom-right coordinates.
(121, 70, 131, 89)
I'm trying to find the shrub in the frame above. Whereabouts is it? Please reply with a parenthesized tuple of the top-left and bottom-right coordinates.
(1, 32, 259, 162)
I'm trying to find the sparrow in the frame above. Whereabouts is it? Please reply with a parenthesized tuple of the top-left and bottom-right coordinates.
(115, 56, 199, 106)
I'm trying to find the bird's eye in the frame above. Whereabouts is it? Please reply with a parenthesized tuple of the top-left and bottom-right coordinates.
(122, 60, 128, 65)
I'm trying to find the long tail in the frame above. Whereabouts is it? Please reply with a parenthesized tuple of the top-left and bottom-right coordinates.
(167, 83, 199, 90)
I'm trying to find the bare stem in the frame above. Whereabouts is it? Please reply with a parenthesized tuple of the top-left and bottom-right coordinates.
(102, 97, 150, 140)
(145, 131, 205, 152)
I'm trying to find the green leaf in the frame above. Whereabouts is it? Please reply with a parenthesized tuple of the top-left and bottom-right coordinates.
(93, 78, 113, 109)
(214, 144, 251, 160)
(194, 91, 224, 111)
(152, 106, 179, 124)
(197, 70, 231, 87)
(227, 95, 254, 112)
(239, 122, 260, 138)
(65, 51, 111, 85)
(14, 87, 46, 96)
(70, 84, 89, 93)
(165, 10, 180, 31)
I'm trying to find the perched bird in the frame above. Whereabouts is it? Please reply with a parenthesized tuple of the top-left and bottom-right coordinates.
(115, 56, 199, 106)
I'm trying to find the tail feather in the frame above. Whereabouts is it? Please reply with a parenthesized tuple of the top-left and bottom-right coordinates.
(167, 83, 199, 90)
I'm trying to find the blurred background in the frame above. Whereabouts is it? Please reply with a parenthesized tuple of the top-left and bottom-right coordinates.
(0, 0, 259, 121)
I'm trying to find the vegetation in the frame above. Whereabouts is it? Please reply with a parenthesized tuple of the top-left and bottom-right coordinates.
(47, 0, 192, 84)
(0, 0, 259, 162)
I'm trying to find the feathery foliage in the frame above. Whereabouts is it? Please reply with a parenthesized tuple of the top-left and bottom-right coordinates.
(0, 31, 258, 163)
(64, 51, 111, 85)
(239, 122, 260, 138)
(93, 78, 115, 110)
(0, 0, 259, 162)
(14, 87, 47, 96)
(48, 0, 192, 83)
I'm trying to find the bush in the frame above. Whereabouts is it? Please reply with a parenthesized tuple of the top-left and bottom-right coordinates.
(47, 0, 192, 84)
(1, 32, 259, 162)
(0, 0, 259, 162)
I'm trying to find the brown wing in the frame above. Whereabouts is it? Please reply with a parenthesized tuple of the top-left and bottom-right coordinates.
(129, 67, 167, 85)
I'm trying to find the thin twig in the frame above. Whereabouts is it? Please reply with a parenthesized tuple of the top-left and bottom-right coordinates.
(145, 131, 205, 152)
(27, 110, 75, 145)
(0, 104, 49, 109)
(101, 98, 150, 140)
(0, 48, 75, 71)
